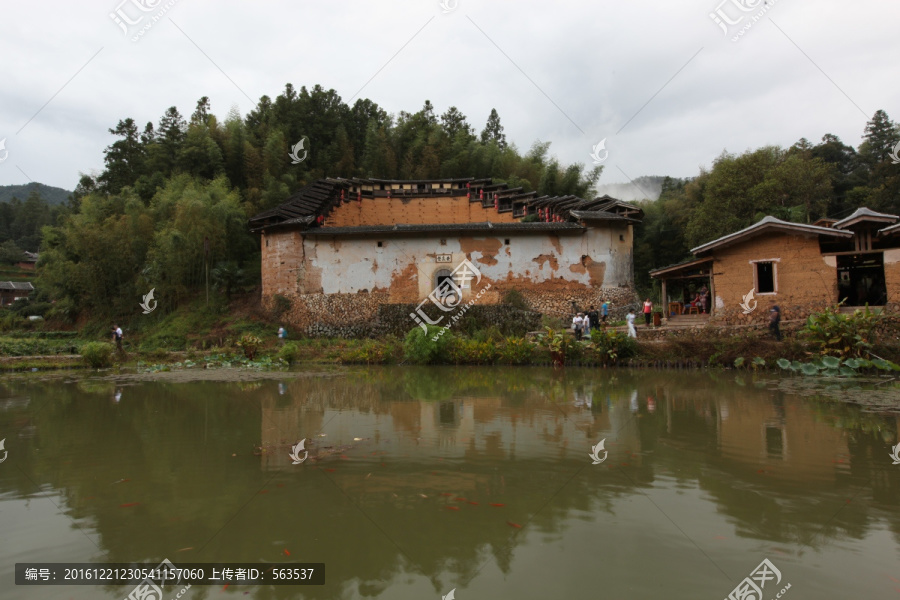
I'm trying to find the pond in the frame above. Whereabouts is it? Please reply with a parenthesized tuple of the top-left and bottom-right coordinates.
(0, 367, 898, 599)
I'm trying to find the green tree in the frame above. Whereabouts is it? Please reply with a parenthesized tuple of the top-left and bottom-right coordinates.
(0, 239, 24, 264)
(480, 108, 507, 149)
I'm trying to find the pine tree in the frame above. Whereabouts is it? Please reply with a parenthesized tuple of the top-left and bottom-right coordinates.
(480, 108, 507, 149)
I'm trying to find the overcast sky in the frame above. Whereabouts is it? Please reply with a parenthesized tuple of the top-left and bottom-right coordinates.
(0, 0, 897, 197)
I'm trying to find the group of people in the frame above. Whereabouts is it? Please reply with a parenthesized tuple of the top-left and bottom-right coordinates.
(573, 298, 657, 340)
(684, 286, 710, 313)
(571, 301, 611, 340)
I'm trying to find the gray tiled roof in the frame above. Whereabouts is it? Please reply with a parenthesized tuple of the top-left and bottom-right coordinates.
(833, 207, 898, 229)
(0, 281, 34, 291)
(691, 216, 852, 254)
(248, 177, 644, 233)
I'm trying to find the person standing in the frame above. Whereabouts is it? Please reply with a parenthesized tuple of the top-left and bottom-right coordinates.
(582, 311, 592, 338)
(277, 326, 287, 344)
(626, 310, 637, 338)
(769, 305, 782, 341)
(601, 300, 609, 325)
(642, 298, 653, 327)
(112, 324, 124, 354)
(572, 312, 584, 341)
(588, 305, 599, 330)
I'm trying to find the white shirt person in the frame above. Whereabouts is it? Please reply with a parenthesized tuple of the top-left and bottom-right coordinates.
(626, 311, 637, 338)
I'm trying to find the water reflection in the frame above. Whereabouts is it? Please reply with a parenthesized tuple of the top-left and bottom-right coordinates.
(0, 368, 897, 599)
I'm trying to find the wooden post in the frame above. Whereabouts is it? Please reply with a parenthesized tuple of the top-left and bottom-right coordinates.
(708, 271, 715, 317)
(661, 279, 668, 316)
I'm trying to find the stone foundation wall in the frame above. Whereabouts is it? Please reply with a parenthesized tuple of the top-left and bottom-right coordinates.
(633, 319, 807, 341)
(267, 285, 638, 338)
(513, 286, 640, 322)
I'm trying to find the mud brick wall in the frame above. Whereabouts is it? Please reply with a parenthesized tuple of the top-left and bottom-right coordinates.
(884, 248, 900, 306)
(710, 232, 837, 325)
(326, 195, 519, 228)
(259, 218, 640, 337)
(260, 230, 305, 298)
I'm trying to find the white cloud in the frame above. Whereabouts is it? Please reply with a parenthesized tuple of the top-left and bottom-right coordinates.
(0, 0, 897, 192)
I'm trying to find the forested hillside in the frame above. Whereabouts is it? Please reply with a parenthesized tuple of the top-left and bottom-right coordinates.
(0, 183, 70, 205)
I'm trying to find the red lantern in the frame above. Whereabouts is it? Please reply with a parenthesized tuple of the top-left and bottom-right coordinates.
(467, 192, 471, 200)
(479, 189, 484, 201)
(466, 181, 470, 188)
(340, 189, 345, 202)
(494, 196, 498, 210)
(357, 191, 361, 203)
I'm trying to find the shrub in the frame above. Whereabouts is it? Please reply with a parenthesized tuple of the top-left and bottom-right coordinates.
(277, 341, 301, 365)
(498, 337, 535, 365)
(343, 339, 400, 364)
(0, 312, 25, 332)
(0, 338, 81, 356)
(403, 325, 454, 364)
(501, 289, 529, 310)
(472, 325, 504, 344)
(803, 304, 881, 358)
(236, 333, 263, 360)
(142, 348, 170, 361)
(536, 327, 574, 366)
(540, 315, 566, 330)
(81, 342, 114, 368)
(271, 294, 292, 319)
(449, 337, 499, 364)
(589, 329, 637, 364)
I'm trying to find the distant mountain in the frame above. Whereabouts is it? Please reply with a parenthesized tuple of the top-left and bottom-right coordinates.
(0, 182, 71, 205)
(596, 176, 667, 202)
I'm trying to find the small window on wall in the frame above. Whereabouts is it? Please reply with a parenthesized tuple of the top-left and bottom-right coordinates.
(755, 261, 776, 294)
(377, 241, 383, 248)
(619, 234, 624, 241)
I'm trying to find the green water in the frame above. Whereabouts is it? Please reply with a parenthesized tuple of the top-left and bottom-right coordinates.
(0, 367, 898, 599)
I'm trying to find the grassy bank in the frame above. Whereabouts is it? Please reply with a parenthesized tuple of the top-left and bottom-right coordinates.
(1, 300, 897, 375)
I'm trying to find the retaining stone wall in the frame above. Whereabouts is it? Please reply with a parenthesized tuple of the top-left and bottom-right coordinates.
(268, 286, 637, 338)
